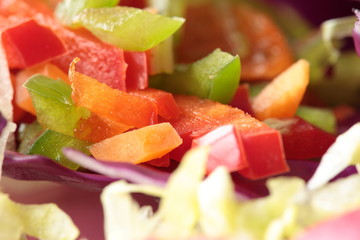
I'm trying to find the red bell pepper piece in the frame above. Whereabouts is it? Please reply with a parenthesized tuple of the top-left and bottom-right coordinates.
(1, 19, 66, 68)
(238, 128, 286, 179)
(192, 124, 248, 173)
(52, 27, 128, 91)
(124, 51, 148, 90)
(169, 94, 288, 180)
(1, 0, 128, 91)
(146, 154, 171, 168)
(229, 84, 254, 116)
(268, 117, 336, 160)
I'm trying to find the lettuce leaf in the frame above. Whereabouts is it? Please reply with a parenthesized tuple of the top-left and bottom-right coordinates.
(308, 122, 360, 190)
(0, 192, 79, 240)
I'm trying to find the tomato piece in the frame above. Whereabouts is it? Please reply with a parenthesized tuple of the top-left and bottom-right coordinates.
(129, 88, 181, 120)
(124, 51, 148, 90)
(266, 117, 336, 160)
(192, 124, 248, 173)
(169, 94, 288, 180)
(90, 123, 182, 164)
(229, 84, 254, 116)
(176, 1, 293, 81)
(1, 19, 66, 69)
(69, 58, 158, 128)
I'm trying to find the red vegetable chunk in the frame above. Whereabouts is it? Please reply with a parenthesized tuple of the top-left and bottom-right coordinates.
(170, 95, 288, 179)
(0, 0, 128, 90)
(192, 124, 248, 173)
(70, 58, 158, 128)
(124, 51, 148, 90)
(52, 27, 128, 91)
(267, 117, 336, 160)
(1, 19, 66, 68)
(229, 84, 254, 116)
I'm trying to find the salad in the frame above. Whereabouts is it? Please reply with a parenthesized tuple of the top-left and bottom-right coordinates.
(1, 0, 360, 239)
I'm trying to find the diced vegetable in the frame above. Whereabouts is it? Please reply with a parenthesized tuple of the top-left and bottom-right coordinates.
(124, 51, 148, 90)
(252, 59, 310, 120)
(152, 49, 241, 104)
(146, 154, 171, 168)
(73, 6, 185, 51)
(129, 88, 181, 120)
(74, 113, 132, 143)
(1, 19, 66, 69)
(52, 26, 128, 91)
(15, 62, 69, 115)
(90, 122, 182, 164)
(17, 121, 44, 154)
(69, 58, 158, 128)
(296, 105, 337, 134)
(229, 84, 254, 115)
(265, 117, 336, 160)
(55, 0, 120, 27)
(28, 129, 91, 170)
(1, 0, 129, 91)
(192, 124, 248, 173)
(24, 74, 90, 136)
(169, 94, 288, 179)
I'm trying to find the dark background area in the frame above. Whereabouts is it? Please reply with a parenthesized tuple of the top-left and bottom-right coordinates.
(268, 0, 360, 25)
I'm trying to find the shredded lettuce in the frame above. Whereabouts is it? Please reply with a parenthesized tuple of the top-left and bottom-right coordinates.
(308, 122, 360, 190)
(197, 166, 239, 238)
(101, 147, 209, 240)
(99, 136, 360, 240)
(101, 181, 163, 240)
(0, 192, 79, 240)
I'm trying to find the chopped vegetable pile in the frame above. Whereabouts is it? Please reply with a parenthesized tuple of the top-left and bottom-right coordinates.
(1, 0, 360, 239)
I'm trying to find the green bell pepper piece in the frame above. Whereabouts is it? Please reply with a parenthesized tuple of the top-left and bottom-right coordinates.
(23, 74, 90, 136)
(28, 129, 91, 170)
(151, 49, 241, 104)
(73, 6, 185, 51)
(296, 105, 336, 134)
(55, 0, 120, 27)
